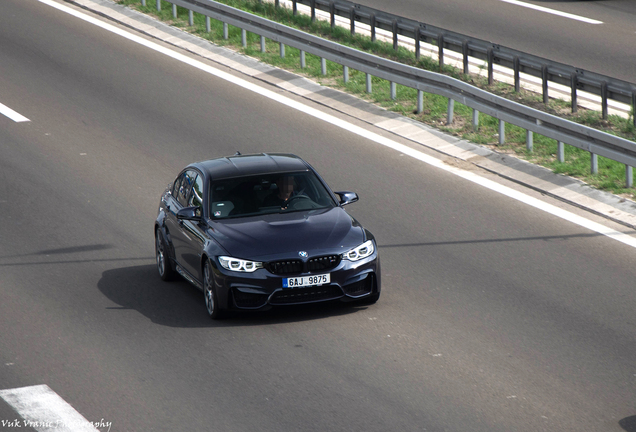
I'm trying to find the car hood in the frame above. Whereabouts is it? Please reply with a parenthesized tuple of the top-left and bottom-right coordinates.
(209, 207, 365, 260)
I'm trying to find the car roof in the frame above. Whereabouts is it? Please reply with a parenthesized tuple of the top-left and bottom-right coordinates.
(189, 153, 311, 180)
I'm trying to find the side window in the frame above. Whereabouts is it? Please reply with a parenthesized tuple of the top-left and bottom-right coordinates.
(188, 173, 204, 216)
(172, 173, 184, 197)
(177, 170, 196, 207)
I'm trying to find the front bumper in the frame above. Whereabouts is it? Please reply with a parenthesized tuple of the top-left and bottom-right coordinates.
(213, 253, 380, 310)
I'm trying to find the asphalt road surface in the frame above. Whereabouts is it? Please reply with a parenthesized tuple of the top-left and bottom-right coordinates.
(353, 0, 636, 82)
(1, 1, 636, 431)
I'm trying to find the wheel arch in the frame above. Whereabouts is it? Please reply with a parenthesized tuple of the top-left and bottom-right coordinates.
(201, 252, 231, 310)
(155, 221, 175, 271)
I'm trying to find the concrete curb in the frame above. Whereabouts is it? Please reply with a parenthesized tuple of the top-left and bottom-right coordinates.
(69, 0, 636, 229)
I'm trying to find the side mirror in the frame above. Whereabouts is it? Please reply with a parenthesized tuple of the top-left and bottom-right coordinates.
(176, 206, 202, 221)
(335, 191, 359, 206)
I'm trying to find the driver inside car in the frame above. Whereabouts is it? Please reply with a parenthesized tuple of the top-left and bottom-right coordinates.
(263, 175, 297, 209)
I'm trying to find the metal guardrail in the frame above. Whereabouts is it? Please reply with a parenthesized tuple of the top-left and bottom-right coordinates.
(291, 0, 636, 124)
(144, 0, 635, 186)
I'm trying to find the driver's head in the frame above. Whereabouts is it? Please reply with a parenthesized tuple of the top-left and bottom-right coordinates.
(277, 176, 294, 199)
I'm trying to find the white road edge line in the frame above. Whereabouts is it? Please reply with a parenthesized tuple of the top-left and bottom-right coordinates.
(0, 101, 30, 122)
(39, 0, 636, 249)
(0, 385, 106, 431)
(500, 0, 603, 25)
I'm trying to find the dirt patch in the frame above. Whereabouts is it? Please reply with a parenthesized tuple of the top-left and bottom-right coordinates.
(443, 157, 477, 171)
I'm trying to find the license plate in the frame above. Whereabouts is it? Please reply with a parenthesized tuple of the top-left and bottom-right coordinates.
(283, 273, 330, 288)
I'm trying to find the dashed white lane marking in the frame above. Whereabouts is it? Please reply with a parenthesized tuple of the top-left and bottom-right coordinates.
(0, 101, 30, 122)
(0, 385, 105, 431)
(38, 0, 636, 249)
(500, 0, 603, 24)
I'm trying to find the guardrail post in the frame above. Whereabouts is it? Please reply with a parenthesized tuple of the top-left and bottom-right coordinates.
(343, 65, 349, 83)
(447, 99, 454, 125)
(513, 56, 520, 92)
(462, 41, 469, 75)
(260, 36, 266, 53)
(350, 7, 356, 35)
(601, 82, 608, 120)
(472, 109, 479, 131)
(557, 141, 565, 163)
(437, 34, 444, 70)
(541, 65, 549, 104)
(390, 82, 396, 100)
(591, 153, 598, 174)
(292, 0, 297, 15)
(330, 1, 335, 28)
(366, 74, 372, 93)
(498, 120, 505, 145)
(223, 22, 228, 40)
(415, 27, 421, 60)
(156, 0, 160, 11)
(526, 130, 533, 152)
(300, 50, 306, 68)
(206, 16, 211, 32)
(571, 73, 578, 113)
(280, 43, 285, 58)
(392, 20, 399, 52)
(189, 10, 193, 26)
(487, 48, 494, 85)
(241, 29, 247, 47)
(172, 3, 177, 18)
(321, 58, 327, 75)
(142, 0, 146, 6)
(627, 166, 634, 188)
(310, 0, 316, 22)
(417, 90, 423, 114)
(632, 92, 636, 127)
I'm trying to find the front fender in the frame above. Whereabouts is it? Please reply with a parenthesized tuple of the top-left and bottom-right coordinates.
(155, 210, 175, 269)
(201, 237, 230, 309)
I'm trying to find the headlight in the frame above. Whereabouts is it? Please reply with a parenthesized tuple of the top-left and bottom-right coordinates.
(218, 256, 263, 272)
(343, 240, 375, 261)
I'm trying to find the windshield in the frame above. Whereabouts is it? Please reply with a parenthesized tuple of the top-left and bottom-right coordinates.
(210, 171, 337, 219)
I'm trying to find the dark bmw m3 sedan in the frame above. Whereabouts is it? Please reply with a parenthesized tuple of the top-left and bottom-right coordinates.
(155, 153, 381, 319)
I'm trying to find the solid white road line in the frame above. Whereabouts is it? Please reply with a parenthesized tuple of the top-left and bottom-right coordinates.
(38, 0, 636, 249)
(0, 101, 30, 122)
(0, 385, 104, 431)
(500, 0, 603, 24)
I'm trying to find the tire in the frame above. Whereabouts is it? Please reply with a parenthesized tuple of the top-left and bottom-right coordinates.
(203, 260, 225, 319)
(156, 229, 174, 281)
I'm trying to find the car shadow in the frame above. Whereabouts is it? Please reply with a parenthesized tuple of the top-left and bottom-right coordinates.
(98, 264, 364, 327)
(620, 415, 636, 432)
